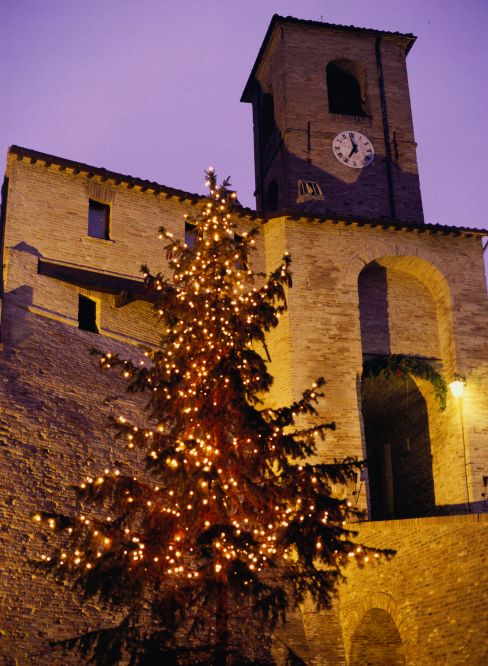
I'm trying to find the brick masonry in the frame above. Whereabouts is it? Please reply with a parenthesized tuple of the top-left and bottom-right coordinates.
(1, 16, 488, 665)
(245, 21, 424, 223)
(0, 151, 487, 664)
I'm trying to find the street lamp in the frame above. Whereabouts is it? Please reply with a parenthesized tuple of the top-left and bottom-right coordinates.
(449, 379, 465, 398)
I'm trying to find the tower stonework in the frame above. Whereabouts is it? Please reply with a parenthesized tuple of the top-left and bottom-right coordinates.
(242, 16, 424, 223)
(1, 14, 488, 666)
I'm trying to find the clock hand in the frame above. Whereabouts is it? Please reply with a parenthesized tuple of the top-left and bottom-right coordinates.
(348, 132, 358, 157)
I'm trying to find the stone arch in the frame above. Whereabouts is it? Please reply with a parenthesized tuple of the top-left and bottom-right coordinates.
(354, 251, 464, 515)
(341, 591, 416, 666)
(349, 607, 405, 666)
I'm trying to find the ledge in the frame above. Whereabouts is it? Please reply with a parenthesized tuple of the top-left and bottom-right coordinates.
(349, 511, 488, 529)
(38, 257, 152, 304)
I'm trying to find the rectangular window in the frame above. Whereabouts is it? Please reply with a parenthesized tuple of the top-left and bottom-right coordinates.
(185, 222, 197, 250)
(78, 294, 99, 333)
(88, 200, 110, 240)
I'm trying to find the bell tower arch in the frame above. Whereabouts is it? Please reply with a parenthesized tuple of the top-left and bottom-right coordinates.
(241, 15, 424, 223)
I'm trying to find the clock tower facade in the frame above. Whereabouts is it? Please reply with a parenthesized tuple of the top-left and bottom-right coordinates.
(242, 15, 424, 223)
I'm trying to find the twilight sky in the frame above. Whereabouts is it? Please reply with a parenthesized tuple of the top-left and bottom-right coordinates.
(1, 0, 487, 234)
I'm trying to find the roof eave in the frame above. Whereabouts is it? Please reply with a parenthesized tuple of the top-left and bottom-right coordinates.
(263, 210, 488, 237)
(8, 145, 203, 204)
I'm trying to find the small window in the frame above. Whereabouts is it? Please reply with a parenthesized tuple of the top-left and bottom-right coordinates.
(185, 222, 197, 250)
(78, 295, 99, 333)
(297, 180, 324, 203)
(88, 200, 110, 240)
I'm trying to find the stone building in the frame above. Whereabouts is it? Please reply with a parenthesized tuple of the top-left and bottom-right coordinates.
(1, 14, 487, 666)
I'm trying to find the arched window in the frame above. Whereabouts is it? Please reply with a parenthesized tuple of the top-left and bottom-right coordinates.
(326, 60, 367, 117)
(260, 93, 276, 147)
(265, 179, 279, 212)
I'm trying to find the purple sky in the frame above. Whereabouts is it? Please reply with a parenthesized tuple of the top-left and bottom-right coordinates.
(1, 0, 487, 234)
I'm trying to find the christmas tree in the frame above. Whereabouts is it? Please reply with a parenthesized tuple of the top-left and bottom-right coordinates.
(35, 171, 389, 665)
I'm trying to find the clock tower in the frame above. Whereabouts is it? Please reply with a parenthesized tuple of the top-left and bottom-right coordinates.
(241, 15, 424, 223)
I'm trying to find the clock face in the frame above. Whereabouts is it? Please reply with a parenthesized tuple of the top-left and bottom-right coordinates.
(332, 131, 374, 169)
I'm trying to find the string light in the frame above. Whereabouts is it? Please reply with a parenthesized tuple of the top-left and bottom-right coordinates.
(34, 169, 382, 653)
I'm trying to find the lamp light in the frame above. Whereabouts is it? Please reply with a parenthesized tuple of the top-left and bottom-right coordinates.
(449, 378, 465, 398)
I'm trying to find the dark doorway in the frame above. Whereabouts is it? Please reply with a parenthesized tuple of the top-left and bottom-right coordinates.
(362, 372, 435, 519)
(78, 295, 99, 334)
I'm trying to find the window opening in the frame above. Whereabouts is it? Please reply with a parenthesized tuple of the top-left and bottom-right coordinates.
(78, 295, 99, 334)
(297, 180, 324, 203)
(88, 200, 110, 240)
(327, 60, 367, 117)
(185, 222, 197, 250)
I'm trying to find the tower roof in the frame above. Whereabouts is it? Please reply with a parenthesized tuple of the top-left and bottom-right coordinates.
(241, 14, 417, 102)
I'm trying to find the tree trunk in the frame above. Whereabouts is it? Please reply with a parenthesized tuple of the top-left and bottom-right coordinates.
(215, 582, 229, 666)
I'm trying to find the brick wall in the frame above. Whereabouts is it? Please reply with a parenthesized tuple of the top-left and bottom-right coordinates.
(339, 514, 488, 665)
(247, 22, 424, 222)
(262, 215, 488, 515)
(0, 153, 487, 664)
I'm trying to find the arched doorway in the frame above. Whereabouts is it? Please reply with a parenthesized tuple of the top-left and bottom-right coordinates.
(357, 257, 448, 519)
(362, 371, 435, 519)
(350, 608, 405, 666)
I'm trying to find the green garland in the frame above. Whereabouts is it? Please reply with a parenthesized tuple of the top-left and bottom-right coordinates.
(362, 354, 447, 411)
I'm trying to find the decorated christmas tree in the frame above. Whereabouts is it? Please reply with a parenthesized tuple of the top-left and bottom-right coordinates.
(35, 171, 388, 665)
